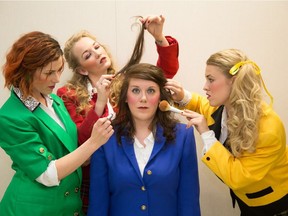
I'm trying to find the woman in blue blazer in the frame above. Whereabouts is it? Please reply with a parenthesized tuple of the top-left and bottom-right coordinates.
(88, 63, 201, 216)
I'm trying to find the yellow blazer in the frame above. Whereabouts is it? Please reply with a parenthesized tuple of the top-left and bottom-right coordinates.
(183, 93, 288, 206)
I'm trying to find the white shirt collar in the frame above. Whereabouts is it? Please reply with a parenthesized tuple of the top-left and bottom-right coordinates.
(87, 80, 97, 101)
(134, 132, 154, 148)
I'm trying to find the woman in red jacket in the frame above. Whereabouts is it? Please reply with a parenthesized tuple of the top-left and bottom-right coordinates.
(57, 15, 179, 214)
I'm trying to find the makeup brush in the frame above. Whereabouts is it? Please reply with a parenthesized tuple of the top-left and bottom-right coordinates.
(159, 100, 182, 114)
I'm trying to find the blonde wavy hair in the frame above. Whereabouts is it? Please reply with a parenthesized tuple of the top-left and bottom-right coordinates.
(63, 30, 116, 114)
(207, 49, 263, 157)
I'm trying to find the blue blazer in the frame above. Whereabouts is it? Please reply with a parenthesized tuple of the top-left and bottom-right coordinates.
(88, 123, 201, 216)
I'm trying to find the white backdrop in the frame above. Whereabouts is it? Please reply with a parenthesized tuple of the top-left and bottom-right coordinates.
(1, 1, 288, 215)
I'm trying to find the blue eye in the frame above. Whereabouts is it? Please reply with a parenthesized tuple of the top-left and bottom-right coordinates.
(147, 88, 155, 94)
(132, 88, 140, 94)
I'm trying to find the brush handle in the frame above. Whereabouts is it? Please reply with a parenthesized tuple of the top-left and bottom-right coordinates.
(169, 106, 183, 114)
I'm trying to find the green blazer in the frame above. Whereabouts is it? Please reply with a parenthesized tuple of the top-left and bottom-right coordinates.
(0, 89, 83, 216)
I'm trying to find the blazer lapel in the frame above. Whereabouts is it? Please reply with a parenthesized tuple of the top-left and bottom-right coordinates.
(121, 137, 143, 182)
(51, 97, 82, 180)
(52, 98, 77, 139)
(32, 96, 77, 154)
(149, 125, 166, 162)
(209, 105, 224, 140)
(209, 105, 231, 152)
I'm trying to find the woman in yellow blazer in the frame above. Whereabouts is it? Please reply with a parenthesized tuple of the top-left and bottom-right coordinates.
(165, 49, 288, 216)
(0, 31, 113, 216)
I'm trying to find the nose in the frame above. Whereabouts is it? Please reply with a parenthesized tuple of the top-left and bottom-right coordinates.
(203, 81, 209, 91)
(140, 92, 147, 102)
(92, 50, 101, 59)
(53, 71, 61, 83)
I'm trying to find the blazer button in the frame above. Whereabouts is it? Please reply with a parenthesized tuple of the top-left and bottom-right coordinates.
(141, 186, 146, 191)
(141, 205, 147, 211)
(147, 170, 152, 175)
(47, 155, 52, 160)
(64, 191, 70, 197)
(39, 147, 45, 153)
(74, 212, 79, 216)
(75, 187, 79, 193)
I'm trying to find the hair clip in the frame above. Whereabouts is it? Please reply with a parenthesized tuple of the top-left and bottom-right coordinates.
(229, 60, 261, 76)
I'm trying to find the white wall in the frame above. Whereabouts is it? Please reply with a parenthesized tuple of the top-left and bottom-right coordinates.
(1, 1, 288, 215)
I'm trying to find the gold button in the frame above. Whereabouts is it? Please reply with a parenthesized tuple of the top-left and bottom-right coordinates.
(39, 147, 45, 153)
(141, 186, 146, 191)
(147, 170, 152, 175)
(141, 205, 147, 210)
(64, 191, 69, 196)
(75, 187, 79, 193)
(47, 155, 52, 160)
(74, 212, 79, 216)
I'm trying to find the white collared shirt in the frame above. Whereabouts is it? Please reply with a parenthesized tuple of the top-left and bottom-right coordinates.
(40, 95, 66, 130)
(134, 132, 154, 177)
(201, 107, 228, 155)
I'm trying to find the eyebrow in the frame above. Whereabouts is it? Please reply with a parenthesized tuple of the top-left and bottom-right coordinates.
(205, 74, 214, 78)
(81, 41, 97, 57)
(43, 65, 63, 74)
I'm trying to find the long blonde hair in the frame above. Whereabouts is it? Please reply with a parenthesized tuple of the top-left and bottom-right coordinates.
(63, 30, 116, 114)
(207, 49, 264, 157)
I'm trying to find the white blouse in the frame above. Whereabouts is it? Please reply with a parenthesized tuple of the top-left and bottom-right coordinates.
(133, 132, 154, 177)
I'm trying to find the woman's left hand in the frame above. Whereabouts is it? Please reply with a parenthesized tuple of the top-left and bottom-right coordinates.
(140, 15, 168, 46)
(165, 79, 185, 102)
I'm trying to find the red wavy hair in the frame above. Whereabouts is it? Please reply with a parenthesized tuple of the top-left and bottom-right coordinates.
(3, 31, 63, 98)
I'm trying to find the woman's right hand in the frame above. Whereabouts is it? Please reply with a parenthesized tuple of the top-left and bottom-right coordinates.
(89, 116, 114, 149)
(182, 109, 209, 135)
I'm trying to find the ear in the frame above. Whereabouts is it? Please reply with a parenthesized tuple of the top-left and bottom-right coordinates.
(76, 67, 89, 76)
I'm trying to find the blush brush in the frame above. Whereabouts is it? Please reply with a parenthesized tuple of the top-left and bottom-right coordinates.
(159, 100, 182, 114)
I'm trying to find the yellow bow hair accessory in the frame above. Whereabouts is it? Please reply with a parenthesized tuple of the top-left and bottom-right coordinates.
(229, 60, 274, 107)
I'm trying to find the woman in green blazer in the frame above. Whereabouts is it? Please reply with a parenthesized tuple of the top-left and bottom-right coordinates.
(165, 49, 288, 216)
(0, 31, 114, 216)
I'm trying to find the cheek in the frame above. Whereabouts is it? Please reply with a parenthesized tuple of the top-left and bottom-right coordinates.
(148, 95, 160, 105)
(32, 74, 46, 85)
(82, 59, 98, 69)
(210, 82, 222, 92)
(126, 93, 138, 104)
